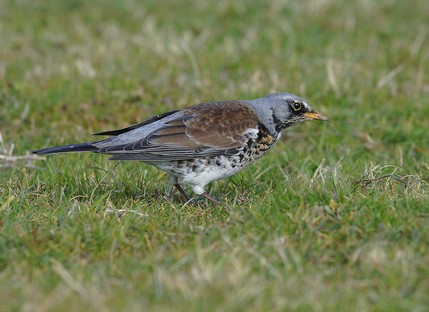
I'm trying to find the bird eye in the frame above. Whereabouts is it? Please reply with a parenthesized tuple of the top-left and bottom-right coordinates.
(292, 102, 302, 111)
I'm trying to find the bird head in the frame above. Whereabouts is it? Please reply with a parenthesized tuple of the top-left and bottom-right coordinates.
(251, 92, 328, 132)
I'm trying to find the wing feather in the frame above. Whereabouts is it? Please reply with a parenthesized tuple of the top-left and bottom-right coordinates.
(93, 110, 179, 136)
(98, 100, 259, 161)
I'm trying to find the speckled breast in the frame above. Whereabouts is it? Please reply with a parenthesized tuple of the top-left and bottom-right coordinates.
(230, 124, 279, 168)
(154, 124, 279, 180)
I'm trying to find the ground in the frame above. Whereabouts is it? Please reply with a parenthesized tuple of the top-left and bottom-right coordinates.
(0, 0, 428, 311)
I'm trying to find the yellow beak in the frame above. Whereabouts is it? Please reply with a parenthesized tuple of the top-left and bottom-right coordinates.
(304, 111, 329, 121)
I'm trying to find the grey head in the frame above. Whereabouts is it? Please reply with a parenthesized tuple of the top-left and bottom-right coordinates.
(248, 92, 328, 133)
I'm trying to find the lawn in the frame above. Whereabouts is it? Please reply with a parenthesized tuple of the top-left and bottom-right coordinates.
(1, 0, 428, 311)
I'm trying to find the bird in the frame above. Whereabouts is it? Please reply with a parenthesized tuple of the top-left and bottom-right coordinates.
(33, 92, 328, 205)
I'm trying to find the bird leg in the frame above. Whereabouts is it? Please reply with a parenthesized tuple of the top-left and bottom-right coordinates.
(168, 174, 221, 205)
(201, 192, 222, 206)
(173, 183, 192, 201)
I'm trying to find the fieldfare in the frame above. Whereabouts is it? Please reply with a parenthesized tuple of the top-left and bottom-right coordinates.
(33, 92, 328, 205)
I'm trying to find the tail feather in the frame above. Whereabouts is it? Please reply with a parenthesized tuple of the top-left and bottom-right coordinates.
(32, 142, 98, 155)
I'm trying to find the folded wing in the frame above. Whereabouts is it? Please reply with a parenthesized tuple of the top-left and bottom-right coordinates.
(97, 101, 259, 161)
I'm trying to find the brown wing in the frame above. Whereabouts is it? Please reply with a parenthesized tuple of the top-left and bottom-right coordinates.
(100, 101, 259, 161)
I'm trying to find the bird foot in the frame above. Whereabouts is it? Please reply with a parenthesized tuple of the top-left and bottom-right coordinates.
(170, 183, 222, 206)
(200, 192, 222, 206)
(171, 183, 192, 201)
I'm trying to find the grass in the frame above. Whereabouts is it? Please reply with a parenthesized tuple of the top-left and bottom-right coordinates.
(1, 0, 429, 311)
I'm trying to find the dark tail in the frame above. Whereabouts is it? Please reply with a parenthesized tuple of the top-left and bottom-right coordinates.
(32, 142, 98, 155)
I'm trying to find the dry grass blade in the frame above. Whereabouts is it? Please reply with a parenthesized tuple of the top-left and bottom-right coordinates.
(0, 133, 44, 169)
(356, 164, 429, 196)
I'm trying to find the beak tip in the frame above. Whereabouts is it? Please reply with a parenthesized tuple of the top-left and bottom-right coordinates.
(319, 114, 329, 121)
(305, 111, 329, 121)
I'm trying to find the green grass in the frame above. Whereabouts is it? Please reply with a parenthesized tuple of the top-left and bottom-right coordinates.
(1, 0, 429, 311)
